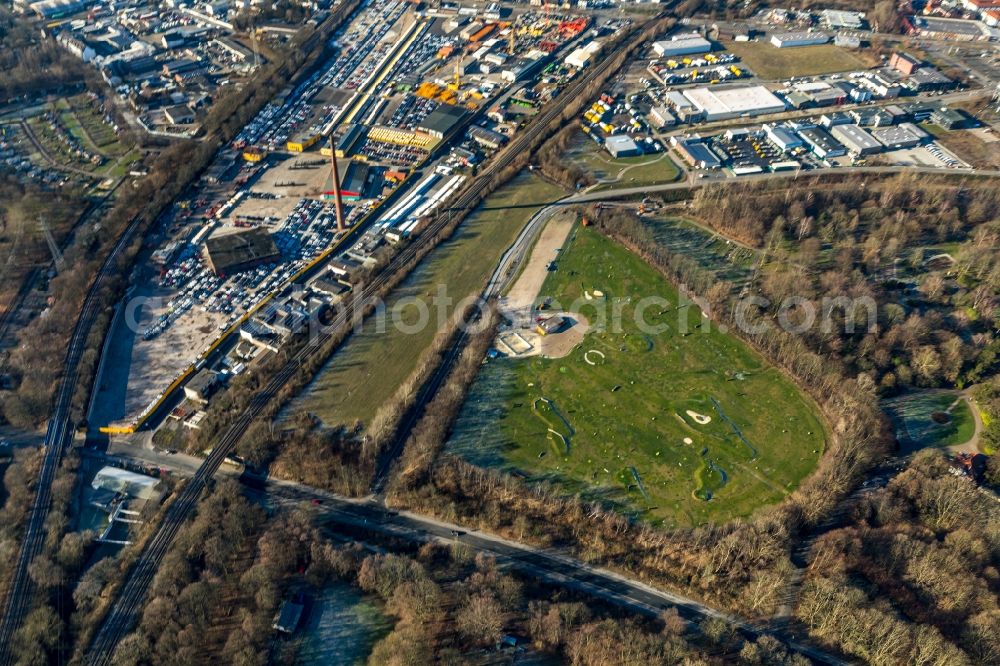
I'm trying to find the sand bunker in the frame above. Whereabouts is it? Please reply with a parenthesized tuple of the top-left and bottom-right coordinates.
(686, 410, 712, 425)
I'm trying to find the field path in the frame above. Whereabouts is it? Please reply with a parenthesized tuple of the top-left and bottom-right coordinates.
(947, 389, 983, 454)
(503, 211, 575, 315)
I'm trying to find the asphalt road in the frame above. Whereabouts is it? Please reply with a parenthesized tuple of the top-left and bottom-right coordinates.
(84, 17, 663, 662)
(568, 163, 1000, 202)
(256, 479, 850, 666)
(0, 210, 146, 666)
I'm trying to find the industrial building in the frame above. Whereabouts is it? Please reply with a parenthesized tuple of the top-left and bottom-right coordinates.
(564, 40, 602, 69)
(417, 103, 468, 141)
(764, 124, 803, 151)
(682, 85, 785, 121)
(664, 90, 700, 122)
(205, 228, 281, 276)
(310, 275, 351, 303)
(651, 35, 712, 57)
(468, 126, 508, 150)
(829, 124, 882, 155)
(869, 122, 929, 149)
(27, 0, 96, 18)
(163, 105, 195, 125)
(859, 72, 903, 98)
(287, 132, 321, 152)
(911, 16, 993, 41)
(184, 369, 219, 404)
(798, 126, 846, 158)
(334, 161, 370, 201)
(889, 52, 922, 75)
(906, 68, 954, 92)
(649, 106, 676, 128)
(931, 107, 969, 129)
(820, 112, 852, 128)
(670, 135, 722, 169)
(605, 135, 642, 158)
(333, 123, 366, 158)
(821, 9, 865, 30)
(769, 31, 829, 48)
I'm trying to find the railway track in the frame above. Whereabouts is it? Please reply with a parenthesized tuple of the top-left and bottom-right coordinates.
(83, 17, 655, 661)
(0, 211, 145, 665)
(0, 8, 361, 662)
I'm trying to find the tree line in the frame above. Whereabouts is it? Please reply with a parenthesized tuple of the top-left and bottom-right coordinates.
(796, 450, 1000, 664)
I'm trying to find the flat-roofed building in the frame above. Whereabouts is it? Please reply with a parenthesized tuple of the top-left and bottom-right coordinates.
(605, 135, 641, 158)
(764, 123, 803, 151)
(798, 126, 846, 158)
(652, 34, 712, 57)
(664, 90, 700, 122)
(830, 123, 882, 155)
(670, 135, 722, 169)
(649, 106, 676, 128)
(820, 112, 852, 128)
(205, 228, 280, 276)
(931, 107, 970, 129)
(822, 9, 865, 29)
(906, 67, 954, 92)
(681, 85, 785, 121)
(770, 31, 829, 48)
(163, 104, 195, 124)
(869, 122, 929, 149)
(912, 16, 992, 40)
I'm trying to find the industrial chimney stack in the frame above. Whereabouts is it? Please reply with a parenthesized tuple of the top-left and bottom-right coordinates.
(329, 136, 346, 232)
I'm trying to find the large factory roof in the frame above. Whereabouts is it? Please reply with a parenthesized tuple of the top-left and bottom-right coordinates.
(681, 85, 785, 120)
(417, 103, 468, 139)
(205, 228, 280, 275)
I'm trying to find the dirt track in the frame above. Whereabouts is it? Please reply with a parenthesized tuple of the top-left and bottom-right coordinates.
(498, 212, 587, 359)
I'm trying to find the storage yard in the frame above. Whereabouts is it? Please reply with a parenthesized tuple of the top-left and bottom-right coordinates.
(90, 1, 624, 433)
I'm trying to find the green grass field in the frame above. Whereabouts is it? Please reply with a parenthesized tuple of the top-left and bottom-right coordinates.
(568, 133, 681, 190)
(883, 390, 976, 453)
(724, 41, 874, 80)
(286, 172, 567, 428)
(447, 224, 826, 526)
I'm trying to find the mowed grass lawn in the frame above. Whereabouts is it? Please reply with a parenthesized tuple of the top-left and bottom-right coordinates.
(724, 41, 874, 80)
(447, 225, 826, 526)
(286, 172, 567, 428)
(883, 390, 976, 454)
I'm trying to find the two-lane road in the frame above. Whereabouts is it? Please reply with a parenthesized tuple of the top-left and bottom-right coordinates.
(256, 479, 850, 665)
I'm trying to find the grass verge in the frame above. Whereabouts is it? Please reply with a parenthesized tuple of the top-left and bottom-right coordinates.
(287, 172, 567, 427)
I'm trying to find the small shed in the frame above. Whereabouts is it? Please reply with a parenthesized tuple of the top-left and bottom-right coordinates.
(536, 315, 566, 336)
(272, 600, 305, 634)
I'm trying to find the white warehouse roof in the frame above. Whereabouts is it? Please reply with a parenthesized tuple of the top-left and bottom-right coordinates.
(92, 466, 162, 501)
(652, 36, 712, 57)
(681, 85, 786, 121)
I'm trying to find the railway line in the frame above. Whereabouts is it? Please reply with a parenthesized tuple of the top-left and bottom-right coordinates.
(0, 9, 358, 661)
(83, 16, 657, 661)
(0, 211, 145, 665)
